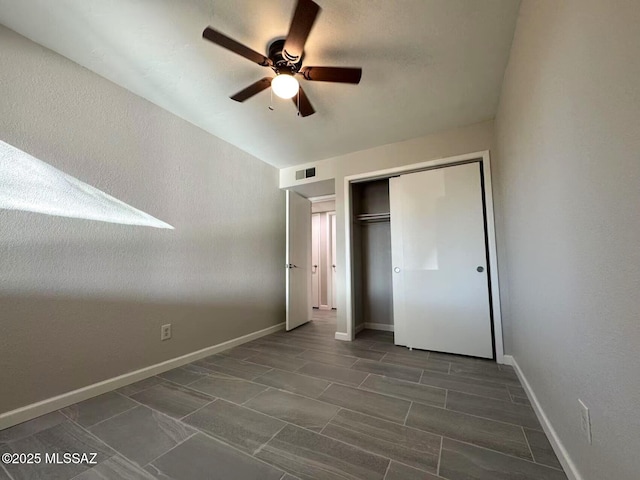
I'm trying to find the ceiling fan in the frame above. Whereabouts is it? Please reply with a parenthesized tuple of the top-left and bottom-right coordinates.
(202, 0, 362, 117)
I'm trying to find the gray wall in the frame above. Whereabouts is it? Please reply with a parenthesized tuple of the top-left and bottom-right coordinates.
(492, 1, 640, 479)
(0, 26, 285, 415)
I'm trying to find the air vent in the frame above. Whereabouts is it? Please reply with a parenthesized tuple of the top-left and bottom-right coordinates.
(295, 167, 316, 180)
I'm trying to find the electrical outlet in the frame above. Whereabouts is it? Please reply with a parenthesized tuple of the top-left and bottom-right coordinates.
(161, 324, 172, 341)
(578, 399, 592, 444)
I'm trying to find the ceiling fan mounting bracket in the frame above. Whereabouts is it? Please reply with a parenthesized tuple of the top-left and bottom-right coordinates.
(268, 39, 304, 74)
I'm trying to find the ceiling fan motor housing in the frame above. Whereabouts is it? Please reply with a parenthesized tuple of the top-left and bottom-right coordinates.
(269, 39, 304, 74)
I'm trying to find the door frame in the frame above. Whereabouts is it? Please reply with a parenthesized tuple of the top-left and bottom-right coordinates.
(342, 150, 505, 364)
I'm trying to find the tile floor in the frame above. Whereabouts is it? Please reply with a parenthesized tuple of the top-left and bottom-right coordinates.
(0, 310, 567, 479)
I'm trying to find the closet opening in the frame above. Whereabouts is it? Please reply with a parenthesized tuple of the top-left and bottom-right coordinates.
(344, 151, 505, 363)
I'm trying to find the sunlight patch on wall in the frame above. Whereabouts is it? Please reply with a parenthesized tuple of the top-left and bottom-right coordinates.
(0, 140, 173, 229)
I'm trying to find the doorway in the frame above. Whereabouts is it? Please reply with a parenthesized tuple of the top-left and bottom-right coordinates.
(310, 195, 336, 311)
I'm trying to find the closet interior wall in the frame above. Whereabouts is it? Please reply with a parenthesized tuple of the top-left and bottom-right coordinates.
(351, 179, 393, 331)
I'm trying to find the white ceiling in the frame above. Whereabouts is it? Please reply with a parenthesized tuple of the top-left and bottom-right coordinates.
(0, 0, 520, 168)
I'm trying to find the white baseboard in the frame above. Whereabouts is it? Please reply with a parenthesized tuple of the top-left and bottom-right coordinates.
(0, 322, 285, 430)
(505, 355, 583, 480)
(364, 322, 394, 332)
(334, 332, 351, 341)
(355, 323, 365, 334)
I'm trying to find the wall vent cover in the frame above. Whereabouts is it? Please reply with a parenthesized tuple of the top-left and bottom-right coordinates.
(295, 168, 316, 180)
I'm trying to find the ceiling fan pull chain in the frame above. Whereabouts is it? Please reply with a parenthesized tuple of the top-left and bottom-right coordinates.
(297, 91, 301, 116)
(269, 87, 274, 111)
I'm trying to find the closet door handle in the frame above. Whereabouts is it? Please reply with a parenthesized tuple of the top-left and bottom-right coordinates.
(476, 266, 484, 273)
(312, 265, 318, 273)
(394, 267, 401, 273)
(332, 264, 336, 272)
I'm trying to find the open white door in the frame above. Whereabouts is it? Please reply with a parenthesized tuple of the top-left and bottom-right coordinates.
(390, 162, 493, 358)
(286, 190, 312, 331)
(330, 212, 337, 309)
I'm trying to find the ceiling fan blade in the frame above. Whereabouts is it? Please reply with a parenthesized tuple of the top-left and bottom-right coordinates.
(283, 0, 320, 63)
(230, 77, 273, 102)
(300, 66, 362, 84)
(292, 86, 315, 117)
(203, 27, 271, 66)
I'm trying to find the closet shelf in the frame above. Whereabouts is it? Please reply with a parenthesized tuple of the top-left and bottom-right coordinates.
(355, 212, 390, 223)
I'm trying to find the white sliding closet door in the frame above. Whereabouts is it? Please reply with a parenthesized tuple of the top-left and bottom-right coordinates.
(389, 162, 493, 358)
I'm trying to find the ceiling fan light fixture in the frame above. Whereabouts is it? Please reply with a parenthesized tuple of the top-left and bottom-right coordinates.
(271, 73, 299, 99)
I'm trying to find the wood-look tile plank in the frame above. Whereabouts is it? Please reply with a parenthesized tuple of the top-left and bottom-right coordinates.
(385, 461, 443, 480)
(73, 455, 156, 480)
(157, 364, 213, 386)
(525, 428, 563, 469)
(61, 391, 137, 428)
(361, 375, 446, 407)
(1, 421, 114, 480)
(244, 389, 339, 432)
(381, 353, 451, 373)
(182, 399, 285, 454)
(323, 409, 440, 473)
(440, 438, 567, 480)
(188, 373, 267, 404)
(0, 412, 66, 444)
(147, 433, 283, 480)
(445, 390, 541, 430)
(256, 424, 389, 480)
(351, 359, 422, 383)
(318, 384, 410, 424)
(297, 350, 359, 368)
(245, 352, 305, 372)
(297, 362, 369, 387)
(253, 369, 331, 399)
(195, 356, 272, 380)
(89, 406, 194, 467)
(406, 402, 532, 460)
(130, 382, 213, 419)
(419, 371, 511, 401)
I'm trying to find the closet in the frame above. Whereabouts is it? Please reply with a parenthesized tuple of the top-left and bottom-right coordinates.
(351, 161, 495, 359)
(351, 179, 393, 331)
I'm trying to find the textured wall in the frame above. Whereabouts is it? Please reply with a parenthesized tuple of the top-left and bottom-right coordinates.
(0, 26, 285, 414)
(492, 1, 640, 479)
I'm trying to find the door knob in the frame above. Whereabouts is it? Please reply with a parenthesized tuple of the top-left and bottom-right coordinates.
(476, 266, 484, 272)
(394, 267, 401, 273)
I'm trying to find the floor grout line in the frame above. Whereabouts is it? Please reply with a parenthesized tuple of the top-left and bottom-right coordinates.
(521, 425, 536, 462)
(403, 401, 413, 425)
(179, 398, 218, 421)
(59, 397, 140, 431)
(142, 430, 199, 468)
(381, 458, 392, 480)
(59, 411, 151, 471)
(437, 435, 444, 476)
(1, 463, 15, 480)
(357, 373, 371, 388)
